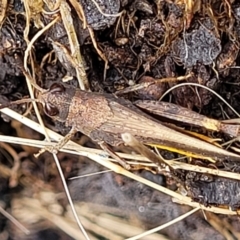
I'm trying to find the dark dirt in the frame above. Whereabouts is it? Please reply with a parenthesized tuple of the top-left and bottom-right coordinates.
(1, 0, 240, 239)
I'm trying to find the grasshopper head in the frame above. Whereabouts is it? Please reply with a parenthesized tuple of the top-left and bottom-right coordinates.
(39, 83, 76, 122)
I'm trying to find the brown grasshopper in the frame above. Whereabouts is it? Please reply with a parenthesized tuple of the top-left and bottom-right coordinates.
(28, 81, 240, 165)
(1, 75, 240, 168)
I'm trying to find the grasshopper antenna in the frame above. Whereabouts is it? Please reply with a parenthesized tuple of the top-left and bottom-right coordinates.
(0, 98, 41, 110)
(0, 55, 43, 109)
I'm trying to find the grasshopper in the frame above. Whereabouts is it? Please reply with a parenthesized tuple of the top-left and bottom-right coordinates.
(1, 75, 240, 167)
(26, 81, 240, 165)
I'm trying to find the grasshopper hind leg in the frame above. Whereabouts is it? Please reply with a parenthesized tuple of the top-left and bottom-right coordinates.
(99, 141, 131, 170)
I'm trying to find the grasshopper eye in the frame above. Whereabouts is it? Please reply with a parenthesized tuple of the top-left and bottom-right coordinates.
(49, 83, 65, 93)
(44, 103, 59, 116)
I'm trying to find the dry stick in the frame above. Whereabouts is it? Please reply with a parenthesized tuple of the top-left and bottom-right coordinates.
(0, 133, 238, 215)
(23, 16, 60, 143)
(87, 154, 237, 215)
(116, 73, 193, 95)
(60, 0, 89, 90)
(90, 0, 122, 17)
(0, 0, 7, 25)
(81, 208, 163, 240)
(84, 0, 120, 81)
(23, 16, 60, 69)
(1, 108, 240, 215)
(71, 0, 111, 82)
(4, 133, 240, 181)
(52, 155, 90, 240)
(159, 82, 240, 117)
(2, 134, 240, 181)
(87, 26, 109, 81)
(2, 125, 240, 182)
(0, 142, 21, 188)
(205, 212, 235, 240)
(0, 205, 30, 235)
(23, 42, 52, 140)
(0, 135, 146, 163)
(42, 8, 60, 15)
(68, 0, 87, 28)
(126, 207, 200, 240)
(69, 0, 109, 83)
(43, 0, 61, 12)
(68, 170, 112, 180)
(23, 0, 31, 44)
(22, 14, 89, 239)
(13, 197, 95, 240)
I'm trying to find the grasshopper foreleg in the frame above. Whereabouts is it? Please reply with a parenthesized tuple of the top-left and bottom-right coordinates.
(36, 127, 77, 157)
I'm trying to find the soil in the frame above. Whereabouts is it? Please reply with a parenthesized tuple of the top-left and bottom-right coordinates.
(1, 0, 240, 239)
